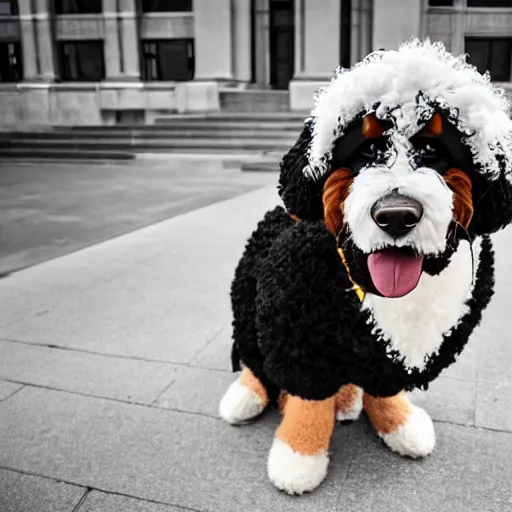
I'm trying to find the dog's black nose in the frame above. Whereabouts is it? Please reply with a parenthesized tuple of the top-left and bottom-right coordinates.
(371, 192, 423, 238)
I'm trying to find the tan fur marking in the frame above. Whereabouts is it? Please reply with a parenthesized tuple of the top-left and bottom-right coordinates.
(443, 167, 474, 229)
(362, 113, 386, 139)
(240, 367, 269, 407)
(276, 395, 336, 455)
(363, 392, 412, 435)
(335, 384, 361, 414)
(421, 112, 443, 137)
(322, 168, 354, 236)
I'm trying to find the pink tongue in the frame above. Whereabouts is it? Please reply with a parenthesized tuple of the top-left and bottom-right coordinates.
(368, 250, 424, 298)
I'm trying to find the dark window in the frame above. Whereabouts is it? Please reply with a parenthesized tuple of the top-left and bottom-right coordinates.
(142, 40, 194, 81)
(58, 41, 105, 81)
(0, 0, 18, 15)
(55, 0, 102, 14)
(0, 42, 22, 82)
(428, 0, 453, 6)
(466, 38, 512, 81)
(467, 0, 512, 6)
(269, 0, 294, 90)
(142, 0, 192, 12)
(340, 0, 351, 68)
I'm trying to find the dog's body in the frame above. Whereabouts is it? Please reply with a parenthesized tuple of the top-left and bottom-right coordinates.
(229, 206, 494, 402)
(219, 40, 512, 495)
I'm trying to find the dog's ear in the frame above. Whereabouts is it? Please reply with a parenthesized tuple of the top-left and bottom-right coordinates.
(278, 119, 325, 220)
(469, 164, 512, 236)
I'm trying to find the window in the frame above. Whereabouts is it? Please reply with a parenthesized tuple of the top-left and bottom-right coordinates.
(141, 0, 192, 12)
(142, 40, 194, 81)
(55, 0, 102, 14)
(428, 0, 453, 5)
(467, 0, 512, 6)
(0, 0, 18, 15)
(0, 42, 22, 82)
(58, 41, 105, 81)
(466, 38, 512, 81)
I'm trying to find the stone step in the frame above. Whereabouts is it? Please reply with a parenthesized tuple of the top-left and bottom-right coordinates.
(241, 160, 280, 172)
(1, 128, 298, 141)
(58, 121, 303, 132)
(0, 137, 294, 153)
(154, 111, 307, 124)
(0, 147, 134, 160)
(219, 90, 291, 113)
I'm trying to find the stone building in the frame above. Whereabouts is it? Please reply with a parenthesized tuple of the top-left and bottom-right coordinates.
(0, 0, 511, 126)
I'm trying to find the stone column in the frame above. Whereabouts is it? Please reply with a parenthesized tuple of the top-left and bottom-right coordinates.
(232, 0, 252, 83)
(451, 0, 465, 56)
(119, 0, 141, 80)
(18, 0, 38, 80)
(290, 0, 341, 110)
(253, 0, 270, 86)
(194, 0, 233, 80)
(373, 0, 422, 51)
(34, 0, 55, 80)
(103, 0, 122, 79)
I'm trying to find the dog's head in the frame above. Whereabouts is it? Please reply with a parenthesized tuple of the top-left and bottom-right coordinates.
(279, 39, 512, 298)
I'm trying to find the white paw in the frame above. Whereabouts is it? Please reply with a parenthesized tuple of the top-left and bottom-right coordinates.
(380, 405, 436, 459)
(219, 379, 265, 425)
(336, 388, 363, 422)
(267, 438, 329, 495)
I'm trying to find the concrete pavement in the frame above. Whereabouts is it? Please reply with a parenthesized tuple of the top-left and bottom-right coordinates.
(0, 173, 511, 511)
(0, 155, 276, 276)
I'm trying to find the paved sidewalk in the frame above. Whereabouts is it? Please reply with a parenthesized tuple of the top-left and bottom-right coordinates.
(0, 183, 511, 512)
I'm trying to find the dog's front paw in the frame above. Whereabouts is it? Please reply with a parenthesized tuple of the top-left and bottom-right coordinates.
(219, 378, 266, 425)
(380, 405, 436, 458)
(267, 438, 329, 495)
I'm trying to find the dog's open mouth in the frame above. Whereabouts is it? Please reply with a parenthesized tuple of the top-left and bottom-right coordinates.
(367, 247, 424, 298)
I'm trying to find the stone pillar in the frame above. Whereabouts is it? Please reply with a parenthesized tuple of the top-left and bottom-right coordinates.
(290, 0, 341, 111)
(103, 0, 122, 79)
(232, 0, 252, 83)
(253, 0, 270, 86)
(351, 0, 373, 63)
(33, 0, 55, 80)
(119, 0, 141, 80)
(373, 0, 422, 51)
(194, 0, 233, 80)
(104, 0, 141, 80)
(18, 0, 38, 80)
(451, 0, 465, 56)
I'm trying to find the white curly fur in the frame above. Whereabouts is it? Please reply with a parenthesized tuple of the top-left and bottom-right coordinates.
(305, 39, 512, 181)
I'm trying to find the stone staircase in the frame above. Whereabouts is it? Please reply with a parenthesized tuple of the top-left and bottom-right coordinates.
(0, 112, 305, 162)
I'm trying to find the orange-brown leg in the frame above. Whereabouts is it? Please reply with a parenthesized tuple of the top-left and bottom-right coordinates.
(268, 394, 336, 495)
(363, 392, 435, 458)
(219, 367, 269, 425)
(335, 384, 363, 422)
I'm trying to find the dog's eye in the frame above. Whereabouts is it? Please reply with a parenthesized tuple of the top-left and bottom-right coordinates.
(358, 138, 388, 159)
(418, 143, 438, 161)
(410, 137, 448, 172)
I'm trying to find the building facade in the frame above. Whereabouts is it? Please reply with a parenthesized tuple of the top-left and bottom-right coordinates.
(0, 0, 511, 126)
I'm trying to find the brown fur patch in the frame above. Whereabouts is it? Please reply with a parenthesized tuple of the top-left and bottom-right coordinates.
(362, 113, 386, 139)
(420, 112, 443, 137)
(276, 395, 336, 455)
(322, 168, 354, 236)
(335, 384, 361, 414)
(363, 392, 412, 435)
(444, 167, 474, 229)
(240, 367, 269, 407)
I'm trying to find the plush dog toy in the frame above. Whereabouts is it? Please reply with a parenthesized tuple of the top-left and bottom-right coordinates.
(219, 39, 512, 495)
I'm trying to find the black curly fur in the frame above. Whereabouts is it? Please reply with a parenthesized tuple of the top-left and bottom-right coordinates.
(228, 110, 511, 402)
(277, 120, 327, 221)
(230, 210, 495, 400)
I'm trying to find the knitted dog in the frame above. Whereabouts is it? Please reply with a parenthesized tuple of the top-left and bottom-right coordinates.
(219, 40, 512, 495)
